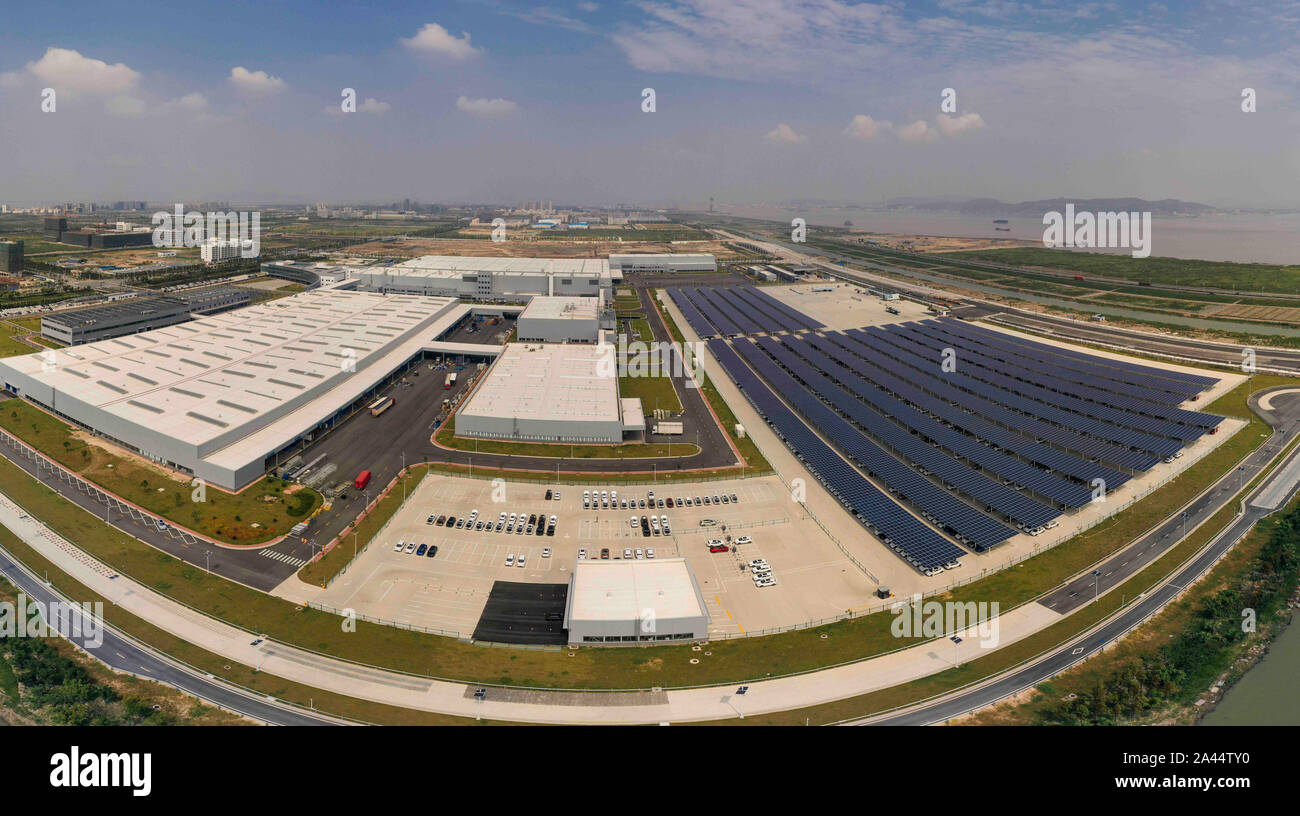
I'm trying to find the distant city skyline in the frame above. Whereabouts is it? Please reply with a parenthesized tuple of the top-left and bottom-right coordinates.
(1, 1, 1297, 209)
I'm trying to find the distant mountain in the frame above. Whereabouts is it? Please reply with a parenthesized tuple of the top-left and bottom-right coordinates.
(883, 197, 1217, 216)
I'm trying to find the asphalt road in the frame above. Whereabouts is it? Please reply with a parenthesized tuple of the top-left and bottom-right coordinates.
(0, 545, 340, 725)
(846, 387, 1300, 726)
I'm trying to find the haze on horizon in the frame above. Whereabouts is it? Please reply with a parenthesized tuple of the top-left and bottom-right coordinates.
(0, 0, 1297, 210)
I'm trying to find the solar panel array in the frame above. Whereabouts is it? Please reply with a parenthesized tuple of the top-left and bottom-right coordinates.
(698, 314, 1222, 574)
(882, 323, 1198, 455)
(753, 335, 1063, 528)
(667, 286, 823, 337)
(706, 338, 967, 570)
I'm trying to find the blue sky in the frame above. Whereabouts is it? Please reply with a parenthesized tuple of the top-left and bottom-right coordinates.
(0, 0, 1297, 208)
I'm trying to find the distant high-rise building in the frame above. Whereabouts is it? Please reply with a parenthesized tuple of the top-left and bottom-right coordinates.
(0, 240, 23, 275)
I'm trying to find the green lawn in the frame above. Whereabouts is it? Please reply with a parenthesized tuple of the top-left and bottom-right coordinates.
(0, 399, 321, 544)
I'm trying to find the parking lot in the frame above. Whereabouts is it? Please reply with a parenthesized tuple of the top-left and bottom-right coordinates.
(314, 471, 882, 640)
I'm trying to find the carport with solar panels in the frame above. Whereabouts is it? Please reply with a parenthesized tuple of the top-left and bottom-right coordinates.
(673, 286, 1223, 575)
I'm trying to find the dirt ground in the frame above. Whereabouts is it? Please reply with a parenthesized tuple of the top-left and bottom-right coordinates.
(842, 233, 1037, 253)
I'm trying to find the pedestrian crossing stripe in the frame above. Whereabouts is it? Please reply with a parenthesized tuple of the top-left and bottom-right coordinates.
(260, 549, 307, 567)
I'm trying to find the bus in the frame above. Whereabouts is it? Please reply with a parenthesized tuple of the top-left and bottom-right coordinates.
(444, 372, 457, 389)
(354, 470, 371, 490)
(368, 396, 394, 417)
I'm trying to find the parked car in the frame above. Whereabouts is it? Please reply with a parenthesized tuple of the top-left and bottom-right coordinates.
(416, 544, 428, 556)
(505, 554, 515, 567)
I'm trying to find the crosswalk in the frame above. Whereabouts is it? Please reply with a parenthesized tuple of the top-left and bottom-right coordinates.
(260, 549, 307, 568)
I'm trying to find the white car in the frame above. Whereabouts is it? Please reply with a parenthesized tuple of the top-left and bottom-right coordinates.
(755, 577, 778, 588)
(630, 515, 639, 528)
(943, 560, 960, 570)
(541, 547, 551, 558)
(516, 554, 526, 568)
(577, 548, 588, 560)
(707, 539, 724, 547)
(748, 559, 769, 569)
(504, 554, 515, 567)
(623, 548, 632, 559)
(735, 536, 753, 545)
(634, 548, 644, 559)
(646, 548, 655, 559)
(393, 541, 405, 552)
(404, 541, 416, 554)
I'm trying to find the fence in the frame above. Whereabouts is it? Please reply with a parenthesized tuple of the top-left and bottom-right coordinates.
(0, 426, 212, 551)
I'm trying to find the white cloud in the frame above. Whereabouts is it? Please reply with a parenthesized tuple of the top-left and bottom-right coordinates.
(578, 2, 600, 10)
(936, 111, 986, 137)
(229, 66, 287, 94)
(456, 95, 517, 117)
(13, 47, 139, 96)
(898, 119, 939, 143)
(359, 97, 391, 114)
(402, 22, 481, 59)
(104, 94, 146, 116)
(843, 114, 890, 141)
(765, 123, 804, 144)
(176, 92, 208, 111)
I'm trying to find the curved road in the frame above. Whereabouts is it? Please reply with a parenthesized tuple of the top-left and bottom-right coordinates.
(0, 546, 343, 726)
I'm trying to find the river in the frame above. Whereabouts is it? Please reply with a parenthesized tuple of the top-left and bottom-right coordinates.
(722, 207, 1300, 266)
(1199, 613, 1300, 726)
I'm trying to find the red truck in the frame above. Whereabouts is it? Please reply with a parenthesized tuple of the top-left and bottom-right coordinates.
(1072, 275, 1084, 281)
(354, 470, 371, 490)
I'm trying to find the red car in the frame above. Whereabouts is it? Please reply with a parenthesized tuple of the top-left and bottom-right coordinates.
(708, 544, 729, 553)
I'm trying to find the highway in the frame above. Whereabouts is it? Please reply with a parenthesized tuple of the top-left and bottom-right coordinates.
(0, 544, 342, 726)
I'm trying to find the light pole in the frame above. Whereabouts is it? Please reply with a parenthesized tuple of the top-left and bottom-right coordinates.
(474, 687, 486, 721)
(735, 685, 748, 719)
(1092, 569, 1101, 602)
(205, 550, 211, 576)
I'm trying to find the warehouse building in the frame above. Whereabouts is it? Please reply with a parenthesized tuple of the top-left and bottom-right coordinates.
(0, 290, 461, 490)
(516, 296, 600, 343)
(261, 260, 360, 288)
(565, 558, 710, 644)
(455, 341, 639, 443)
(607, 253, 716, 274)
(40, 287, 253, 345)
(358, 255, 619, 301)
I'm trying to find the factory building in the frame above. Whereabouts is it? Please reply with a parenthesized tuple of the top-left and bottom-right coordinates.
(516, 296, 600, 343)
(39, 287, 253, 345)
(564, 559, 710, 645)
(607, 253, 716, 274)
(0, 290, 462, 490)
(43, 218, 155, 249)
(455, 342, 641, 444)
(358, 256, 619, 302)
(261, 260, 359, 288)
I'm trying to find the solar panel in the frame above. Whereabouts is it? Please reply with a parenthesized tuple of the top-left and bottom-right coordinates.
(705, 338, 967, 569)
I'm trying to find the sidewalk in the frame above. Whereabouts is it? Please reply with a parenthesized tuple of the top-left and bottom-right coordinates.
(0, 487, 1068, 724)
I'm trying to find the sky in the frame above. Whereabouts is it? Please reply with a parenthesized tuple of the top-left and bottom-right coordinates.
(0, 0, 1297, 209)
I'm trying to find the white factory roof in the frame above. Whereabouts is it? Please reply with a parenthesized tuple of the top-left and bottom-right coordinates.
(389, 255, 611, 277)
(0, 290, 457, 451)
(568, 558, 706, 622)
(458, 342, 619, 425)
(519, 296, 599, 321)
(607, 253, 715, 268)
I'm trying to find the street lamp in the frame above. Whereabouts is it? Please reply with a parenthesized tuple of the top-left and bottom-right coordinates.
(735, 685, 749, 719)
(1092, 569, 1101, 602)
(474, 687, 486, 721)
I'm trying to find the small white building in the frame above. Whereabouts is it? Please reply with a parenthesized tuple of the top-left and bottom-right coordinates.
(565, 558, 710, 645)
(516, 296, 600, 343)
(200, 239, 245, 264)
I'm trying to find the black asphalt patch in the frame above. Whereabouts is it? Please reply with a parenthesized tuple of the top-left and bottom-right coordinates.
(473, 581, 569, 645)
